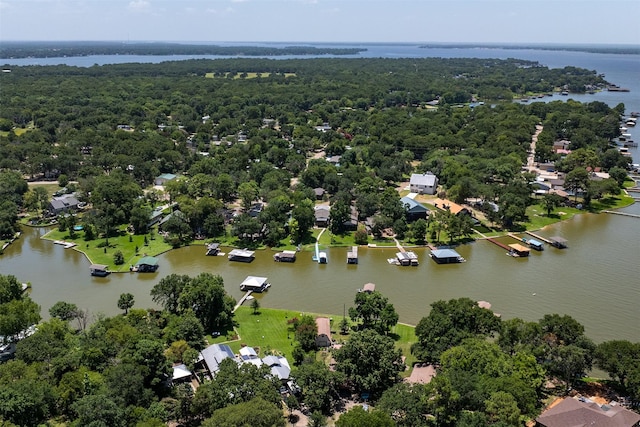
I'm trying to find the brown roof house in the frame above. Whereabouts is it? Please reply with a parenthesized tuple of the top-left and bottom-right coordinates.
(536, 397, 640, 427)
(315, 317, 332, 348)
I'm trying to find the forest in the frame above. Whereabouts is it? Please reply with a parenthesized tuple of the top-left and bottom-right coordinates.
(0, 41, 365, 59)
(0, 57, 630, 246)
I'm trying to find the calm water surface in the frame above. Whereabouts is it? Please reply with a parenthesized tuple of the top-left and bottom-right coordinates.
(1, 45, 639, 343)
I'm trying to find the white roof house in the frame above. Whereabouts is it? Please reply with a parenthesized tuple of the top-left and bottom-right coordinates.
(409, 173, 439, 195)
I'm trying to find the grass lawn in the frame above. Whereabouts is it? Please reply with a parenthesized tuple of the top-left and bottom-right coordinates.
(217, 307, 418, 369)
(42, 227, 172, 270)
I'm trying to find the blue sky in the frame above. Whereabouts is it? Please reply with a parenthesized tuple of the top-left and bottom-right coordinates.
(1, 0, 639, 45)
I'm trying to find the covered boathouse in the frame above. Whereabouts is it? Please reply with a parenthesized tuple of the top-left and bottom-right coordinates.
(90, 264, 110, 277)
(228, 249, 255, 262)
(550, 236, 568, 249)
(239, 276, 271, 292)
(273, 250, 296, 262)
(524, 238, 544, 251)
(508, 243, 530, 257)
(132, 256, 159, 272)
(430, 248, 466, 264)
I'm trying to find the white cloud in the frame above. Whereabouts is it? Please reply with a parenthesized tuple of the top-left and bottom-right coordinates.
(128, 0, 150, 11)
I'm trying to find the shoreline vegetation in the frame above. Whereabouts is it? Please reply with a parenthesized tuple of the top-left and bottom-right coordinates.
(18, 186, 635, 271)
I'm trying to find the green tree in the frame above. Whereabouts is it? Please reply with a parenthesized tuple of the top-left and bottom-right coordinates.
(541, 193, 564, 216)
(294, 361, 344, 414)
(0, 274, 23, 305)
(336, 405, 394, 427)
(202, 397, 285, 427)
(484, 391, 521, 426)
(177, 273, 235, 333)
(595, 340, 640, 389)
(113, 250, 125, 265)
(117, 293, 135, 315)
(334, 329, 405, 398)
(294, 315, 318, 352)
(251, 298, 260, 315)
(412, 297, 501, 363)
(348, 290, 398, 334)
(0, 297, 41, 342)
(49, 301, 79, 322)
(150, 274, 191, 314)
(377, 382, 429, 427)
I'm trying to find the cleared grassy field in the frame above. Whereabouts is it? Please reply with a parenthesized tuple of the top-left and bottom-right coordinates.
(42, 226, 172, 270)
(214, 306, 418, 370)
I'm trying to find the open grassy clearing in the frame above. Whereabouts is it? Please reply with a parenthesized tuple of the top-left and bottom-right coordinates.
(42, 226, 172, 270)
(212, 306, 417, 371)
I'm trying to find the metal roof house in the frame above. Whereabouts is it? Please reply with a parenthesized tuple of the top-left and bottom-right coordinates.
(239, 346, 263, 367)
(400, 196, 430, 221)
(430, 249, 466, 264)
(48, 195, 80, 215)
(198, 343, 235, 376)
(262, 355, 291, 381)
(409, 172, 439, 195)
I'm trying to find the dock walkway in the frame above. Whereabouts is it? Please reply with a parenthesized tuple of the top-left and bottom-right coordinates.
(524, 231, 553, 245)
(233, 291, 253, 312)
(486, 237, 511, 251)
(602, 210, 640, 218)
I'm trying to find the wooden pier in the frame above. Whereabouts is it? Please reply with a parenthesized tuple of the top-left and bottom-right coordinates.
(524, 231, 553, 245)
(603, 210, 640, 218)
(233, 291, 253, 312)
(486, 237, 512, 251)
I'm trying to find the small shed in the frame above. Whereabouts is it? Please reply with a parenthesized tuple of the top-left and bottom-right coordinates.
(171, 364, 193, 384)
(315, 317, 332, 348)
(508, 243, 530, 257)
(430, 249, 465, 264)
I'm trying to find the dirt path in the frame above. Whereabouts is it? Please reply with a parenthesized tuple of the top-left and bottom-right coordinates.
(527, 124, 544, 172)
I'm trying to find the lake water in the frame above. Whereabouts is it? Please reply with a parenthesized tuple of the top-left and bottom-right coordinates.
(1, 45, 639, 343)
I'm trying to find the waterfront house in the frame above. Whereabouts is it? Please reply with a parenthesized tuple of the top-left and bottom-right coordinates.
(239, 346, 263, 367)
(198, 343, 235, 377)
(409, 172, 438, 195)
(536, 397, 640, 427)
(401, 196, 430, 221)
(314, 206, 330, 227)
(315, 317, 332, 348)
(262, 355, 291, 381)
(48, 195, 80, 216)
(171, 364, 193, 385)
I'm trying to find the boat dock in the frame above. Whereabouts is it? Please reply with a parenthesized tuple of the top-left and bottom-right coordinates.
(508, 233, 543, 251)
(486, 237, 512, 252)
(347, 246, 358, 264)
(274, 250, 297, 262)
(313, 228, 327, 263)
(390, 238, 418, 266)
(524, 231, 553, 245)
(603, 210, 640, 219)
(205, 243, 220, 256)
(233, 291, 254, 312)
